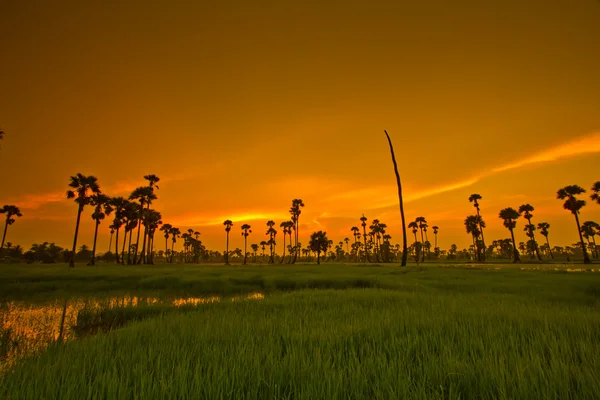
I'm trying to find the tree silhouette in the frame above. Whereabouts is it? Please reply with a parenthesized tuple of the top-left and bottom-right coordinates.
(518, 204, 542, 261)
(66, 174, 100, 268)
(139, 175, 160, 263)
(259, 240, 267, 263)
(169, 227, 181, 263)
(537, 222, 553, 259)
(89, 194, 113, 266)
(591, 181, 600, 205)
(279, 221, 292, 264)
(223, 220, 233, 265)
(581, 221, 599, 259)
(468, 194, 487, 262)
(464, 215, 484, 261)
(0, 205, 22, 255)
(360, 214, 370, 262)
(557, 185, 591, 264)
(344, 237, 350, 255)
(415, 217, 427, 262)
(289, 199, 304, 264)
(251, 243, 259, 262)
(432, 226, 439, 256)
(407, 221, 420, 262)
(160, 223, 173, 262)
(144, 209, 162, 264)
(109, 197, 129, 264)
(309, 231, 329, 264)
(241, 224, 251, 264)
(384, 130, 408, 266)
(498, 208, 521, 263)
(129, 186, 157, 264)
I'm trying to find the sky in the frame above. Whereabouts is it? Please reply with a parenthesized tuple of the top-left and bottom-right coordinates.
(0, 0, 599, 254)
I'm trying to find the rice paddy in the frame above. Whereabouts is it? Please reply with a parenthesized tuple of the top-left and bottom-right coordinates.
(1, 262, 599, 399)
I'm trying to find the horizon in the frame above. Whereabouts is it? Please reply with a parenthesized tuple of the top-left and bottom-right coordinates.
(1, 0, 599, 254)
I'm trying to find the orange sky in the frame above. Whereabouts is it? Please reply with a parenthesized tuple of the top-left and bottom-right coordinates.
(1, 0, 599, 254)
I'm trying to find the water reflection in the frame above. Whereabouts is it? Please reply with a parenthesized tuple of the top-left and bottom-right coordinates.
(0, 292, 263, 374)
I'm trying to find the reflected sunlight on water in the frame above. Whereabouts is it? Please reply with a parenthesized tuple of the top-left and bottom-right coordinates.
(0, 292, 264, 374)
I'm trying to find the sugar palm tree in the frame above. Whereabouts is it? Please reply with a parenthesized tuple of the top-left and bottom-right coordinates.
(110, 197, 129, 264)
(360, 214, 370, 262)
(66, 173, 100, 268)
(591, 181, 600, 205)
(251, 243, 259, 262)
(309, 231, 329, 264)
(0, 205, 22, 255)
(259, 240, 267, 263)
(108, 225, 115, 254)
(464, 216, 484, 261)
(241, 224, 251, 264)
(518, 204, 542, 261)
(415, 217, 427, 262)
(581, 221, 599, 259)
(557, 185, 591, 264)
(432, 226, 439, 254)
(537, 222, 553, 260)
(289, 199, 305, 264)
(344, 237, 350, 255)
(143, 209, 162, 264)
(129, 186, 157, 264)
(169, 227, 181, 263)
(89, 194, 113, 266)
(266, 221, 277, 264)
(160, 223, 173, 261)
(499, 208, 521, 263)
(468, 194, 487, 261)
(384, 130, 408, 266)
(222, 220, 233, 265)
(139, 175, 160, 263)
(279, 221, 290, 264)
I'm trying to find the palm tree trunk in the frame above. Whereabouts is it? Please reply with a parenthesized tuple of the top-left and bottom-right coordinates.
(225, 232, 229, 265)
(127, 229, 133, 265)
(243, 236, 248, 265)
(133, 206, 143, 264)
(279, 233, 286, 264)
(476, 208, 486, 262)
(165, 236, 169, 262)
(0, 218, 9, 255)
(138, 224, 148, 264)
(69, 204, 84, 268)
(292, 220, 299, 264)
(91, 219, 100, 266)
(108, 232, 113, 254)
(170, 241, 175, 263)
(592, 236, 598, 259)
(149, 235, 154, 264)
(115, 227, 120, 264)
(545, 236, 554, 259)
(573, 212, 592, 264)
(527, 217, 543, 261)
(317, 250, 320, 264)
(384, 130, 408, 267)
(509, 228, 520, 263)
(419, 229, 425, 263)
(121, 229, 128, 265)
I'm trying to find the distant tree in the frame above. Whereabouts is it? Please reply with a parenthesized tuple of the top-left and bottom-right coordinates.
(360, 214, 370, 262)
(129, 186, 157, 264)
(464, 215, 484, 261)
(241, 224, 251, 264)
(468, 194, 487, 261)
(138, 175, 160, 263)
(223, 220, 233, 265)
(289, 199, 305, 264)
(89, 194, 113, 266)
(279, 221, 292, 264)
(160, 223, 173, 262)
(66, 173, 100, 268)
(266, 220, 276, 263)
(537, 222, 553, 259)
(259, 240, 267, 263)
(251, 243, 259, 262)
(0, 205, 22, 255)
(557, 185, 591, 264)
(169, 227, 181, 263)
(518, 204, 542, 261)
(344, 237, 350, 255)
(415, 217, 428, 262)
(309, 231, 329, 264)
(581, 221, 599, 259)
(432, 226, 439, 257)
(143, 209, 162, 264)
(407, 221, 420, 262)
(499, 207, 521, 263)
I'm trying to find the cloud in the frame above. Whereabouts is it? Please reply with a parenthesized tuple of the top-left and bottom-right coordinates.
(168, 211, 291, 227)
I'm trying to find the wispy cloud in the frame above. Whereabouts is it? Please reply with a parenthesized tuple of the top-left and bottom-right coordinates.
(168, 211, 291, 227)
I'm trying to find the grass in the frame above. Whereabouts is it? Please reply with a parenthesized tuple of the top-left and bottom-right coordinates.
(1, 263, 600, 398)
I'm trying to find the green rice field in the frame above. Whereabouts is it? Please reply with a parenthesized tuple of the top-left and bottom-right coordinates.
(1, 263, 599, 399)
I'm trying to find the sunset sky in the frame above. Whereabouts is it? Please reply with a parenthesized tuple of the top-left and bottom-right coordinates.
(1, 0, 599, 254)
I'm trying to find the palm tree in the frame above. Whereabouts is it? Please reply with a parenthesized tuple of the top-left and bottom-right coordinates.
(309, 231, 329, 264)
(289, 199, 305, 264)
(432, 226, 439, 254)
(468, 194, 487, 261)
(360, 214, 370, 262)
(259, 241, 267, 263)
(518, 204, 542, 261)
(537, 222, 553, 260)
(464, 216, 484, 261)
(223, 220, 233, 265)
(581, 221, 599, 259)
(407, 221, 420, 262)
(139, 175, 160, 263)
(266, 220, 277, 263)
(108, 225, 115, 254)
(110, 197, 129, 264)
(557, 185, 591, 264)
(241, 224, 251, 264)
(89, 194, 113, 266)
(129, 186, 157, 264)
(169, 227, 181, 263)
(0, 205, 22, 254)
(122, 202, 139, 265)
(344, 237, 350, 255)
(160, 223, 173, 261)
(415, 217, 428, 262)
(384, 130, 408, 266)
(279, 221, 290, 264)
(144, 209, 162, 264)
(499, 208, 521, 263)
(66, 173, 100, 268)
(591, 181, 600, 205)
(251, 243, 259, 262)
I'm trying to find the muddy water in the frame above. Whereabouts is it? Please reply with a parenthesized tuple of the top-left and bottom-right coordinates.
(0, 292, 264, 374)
